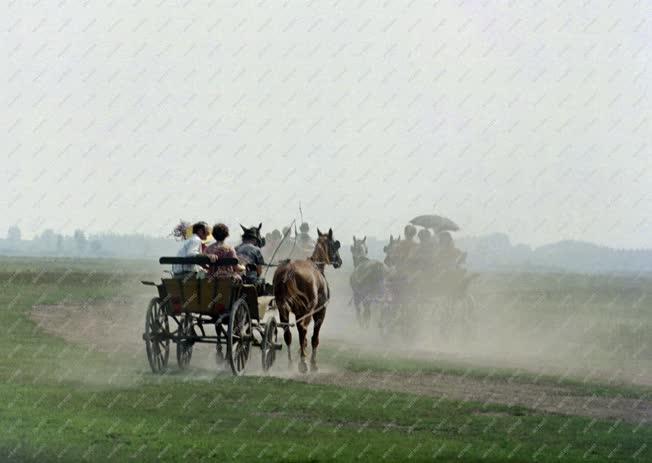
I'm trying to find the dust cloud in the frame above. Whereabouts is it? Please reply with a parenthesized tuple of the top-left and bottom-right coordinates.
(320, 268, 652, 387)
(30, 266, 652, 389)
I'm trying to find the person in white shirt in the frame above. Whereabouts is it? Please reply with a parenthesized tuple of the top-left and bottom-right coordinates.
(171, 221, 216, 277)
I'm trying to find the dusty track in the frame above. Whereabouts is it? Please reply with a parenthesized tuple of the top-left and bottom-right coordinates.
(32, 303, 142, 353)
(296, 370, 652, 424)
(31, 303, 652, 425)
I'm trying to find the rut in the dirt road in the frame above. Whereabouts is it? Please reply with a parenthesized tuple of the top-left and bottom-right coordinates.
(294, 370, 652, 424)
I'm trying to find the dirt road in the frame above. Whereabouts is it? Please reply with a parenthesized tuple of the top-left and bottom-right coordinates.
(31, 303, 652, 424)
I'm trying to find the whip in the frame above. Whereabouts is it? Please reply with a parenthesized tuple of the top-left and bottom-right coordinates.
(263, 218, 296, 279)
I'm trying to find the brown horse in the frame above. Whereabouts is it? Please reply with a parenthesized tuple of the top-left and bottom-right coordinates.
(272, 228, 342, 373)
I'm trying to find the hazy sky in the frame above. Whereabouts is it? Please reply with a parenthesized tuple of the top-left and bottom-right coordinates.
(2, 1, 650, 248)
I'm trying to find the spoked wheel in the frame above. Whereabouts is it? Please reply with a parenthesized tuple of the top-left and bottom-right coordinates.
(438, 293, 475, 339)
(144, 298, 170, 374)
(437, 296, 454, 337)
(176, 314, 194, 370)
(227, 299, 252, 376)
(456, 293, 476, 335)
(261, 318, 278, 372)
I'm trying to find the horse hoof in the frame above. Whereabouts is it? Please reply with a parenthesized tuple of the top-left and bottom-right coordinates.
(310, 363, 319, 373)
(298, 361, 308, 374)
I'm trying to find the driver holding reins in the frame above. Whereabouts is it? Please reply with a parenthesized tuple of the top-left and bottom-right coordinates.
(235, 224, 266, 285)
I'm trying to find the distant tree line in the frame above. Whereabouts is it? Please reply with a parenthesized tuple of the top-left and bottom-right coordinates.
(348, 233, 652, 274)
(456, 233, 652, 274)
(0, 226, 177, 259)
(1, 226, 651, 273)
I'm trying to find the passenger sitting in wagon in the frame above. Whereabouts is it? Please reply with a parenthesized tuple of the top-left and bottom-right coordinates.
(416, 228, 437, 271)
(394, 224, 418, 271)
(171, 221, 217, 278)
(436, 231, 466, 271)
(296, 222, 316, 259)
(205, 223, 243, 281)
(262, 228, 283, 262)
(235, 224, 266, 286)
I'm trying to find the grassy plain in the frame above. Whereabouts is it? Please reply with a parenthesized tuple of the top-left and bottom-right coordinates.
(0, 257, 650, 462)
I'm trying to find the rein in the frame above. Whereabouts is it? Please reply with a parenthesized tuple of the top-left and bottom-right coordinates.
(352, 254, 369, 267)
(288, 302, 327, 326)
(307, 258, 327, 275)
(272, 236, 334, 328)
(271, 285, 329, 328)
(308, 239, 331, 273)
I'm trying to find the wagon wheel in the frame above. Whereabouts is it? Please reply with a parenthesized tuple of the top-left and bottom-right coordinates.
(176, 314, 194, 370)
(144, 298, 170, 374)
(227, 298, 252, 376)
(261, 318, 278, 372)
(436, 295, 454, 337)
(457, 293, 476, 336)
(438, 293, 475, 339)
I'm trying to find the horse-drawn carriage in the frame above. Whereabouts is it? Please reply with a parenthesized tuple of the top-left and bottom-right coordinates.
(141, 256, 281, 376)
(350, 214, 477, 337)
(396, 266, 477, 337)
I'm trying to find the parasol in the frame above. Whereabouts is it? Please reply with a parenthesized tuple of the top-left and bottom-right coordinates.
(409, 214, 460, 232)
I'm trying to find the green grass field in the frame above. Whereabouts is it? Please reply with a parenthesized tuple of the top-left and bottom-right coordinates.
(1, 257, 651, 462)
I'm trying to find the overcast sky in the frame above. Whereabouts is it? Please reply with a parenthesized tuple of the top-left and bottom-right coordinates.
(2, 1, 650, 248)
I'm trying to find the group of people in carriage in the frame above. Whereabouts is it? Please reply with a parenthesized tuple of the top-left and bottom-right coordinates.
(349, 217, 471, 327)
(262, 222, 316, 262)
(171, 220, 322, 295)
(385, 224, 467, 287)
(167, 219, 342, 373)
(172, 221, 265, 287)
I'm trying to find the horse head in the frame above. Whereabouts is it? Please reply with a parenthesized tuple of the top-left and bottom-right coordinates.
(314, 228, 342, 269)
(240, 223, 265, 248)
(350, 235, 368, 267)
(383, 234, 401, 267)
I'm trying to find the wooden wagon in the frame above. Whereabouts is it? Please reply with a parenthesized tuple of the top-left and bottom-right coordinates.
(141, 256, 280, 376)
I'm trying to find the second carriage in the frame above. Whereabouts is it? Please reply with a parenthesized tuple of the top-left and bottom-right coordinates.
(349, 217, 478, 337)
(141, 256, 281, 376)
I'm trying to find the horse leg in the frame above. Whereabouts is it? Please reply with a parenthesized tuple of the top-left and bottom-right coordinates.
(353, 293, 363, 327)
(363, 300, 371, 328)
(310, 309, 325, 372)
(278, 301, 292, 367)
(297, 322, 308, 373)
(284, 328, 293, 366)
(353, 299, 361, 326)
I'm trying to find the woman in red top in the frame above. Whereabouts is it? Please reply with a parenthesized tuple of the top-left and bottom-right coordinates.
(205, 223, 242, 280)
